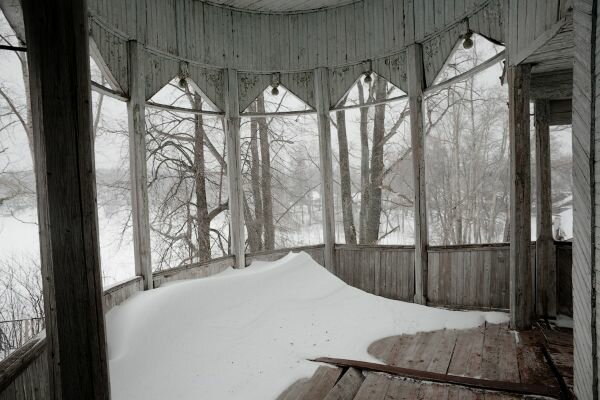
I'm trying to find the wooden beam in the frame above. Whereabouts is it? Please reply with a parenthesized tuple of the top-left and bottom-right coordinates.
(424, 51, 506, 96)
(127, 40, 153, 290)
(21, 0, 110, 397)
(225, 69, 246, 269)
(146, 100, 224, 117)
(508, 64, 533, 330)
(511, 18, 568, 66)
(314, 67, 336, 272)
(91, 80, 128, 102)
(549, 99, 572, 125)
(535, 99, 556, 318)
(530, 70, 573, 100)
(407, 44, 428, 305)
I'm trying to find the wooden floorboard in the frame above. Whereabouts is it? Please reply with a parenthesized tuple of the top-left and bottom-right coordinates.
(323, 367, 364, 400)
(515, 331, 557, 387)
(277, 323, 572, 400)
(447, 325, 486, 378)
(303, 366, 343, 399)
(276, 366, 342, 400)
(427, 329, 459, 374)
(542, 327, 574, 394)
(353, 373, 391, 400)
(385, 377, 422, 400)
(481, 323, 506, 381)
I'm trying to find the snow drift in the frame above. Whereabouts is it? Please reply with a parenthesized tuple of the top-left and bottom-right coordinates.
(106, 251, 508, 400)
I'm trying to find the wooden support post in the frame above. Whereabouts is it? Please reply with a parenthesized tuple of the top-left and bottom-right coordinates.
(22, 0, 110, 398)
(314, 67, 336, 272)
(508, 64, 533, 330)
(407, 44, 428, 305)
(225, 69, 246, 268)
(128, 40, 153, 289)
(535, 99, 556, 318)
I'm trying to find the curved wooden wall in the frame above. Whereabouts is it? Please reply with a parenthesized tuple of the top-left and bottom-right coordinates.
(88, 0, 502, 72)
(87, 0, 508, 110)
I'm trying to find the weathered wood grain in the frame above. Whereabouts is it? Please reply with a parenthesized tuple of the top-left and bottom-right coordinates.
(322, 367, 365, 400)
(571, 0, 597, 398)
(153, 256, 235, 287)
(103, 276, 144, 311)
(79, 0, 508, 82)
(535, 99, 556, 318)
(0, 275, 148, 399)
(224, 69, 246, 269)
(22, 0, 110, 397)
(315, 68, 336, 272)
(555, 242, 572, 316)
(507, 64, 533, 330)
(128, 40, 153, 290)
(245, 245, 325, 266)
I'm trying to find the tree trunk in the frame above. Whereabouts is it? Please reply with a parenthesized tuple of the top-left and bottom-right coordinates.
(17, 43, 34, 163)
(358, 81, 370, 244)
(249, 101, 264, 251)
(193, 95, 211, 262)
(365, 77, 387, 243)
(336, 109, 357, 244)
(256, 94, 275, 249)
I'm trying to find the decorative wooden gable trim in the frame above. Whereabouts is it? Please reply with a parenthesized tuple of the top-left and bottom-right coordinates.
(237, 72, 272, 112)
(372, 51, 408, 93)
(328, 63, 367, 108)
(144, 51, 179, 101)
(187, 63, 226, 112)
(89, 19, 129, 94)
(280, 71, 316, 110)
(467, 0, 505, 45)
(422, 23, 464, 88)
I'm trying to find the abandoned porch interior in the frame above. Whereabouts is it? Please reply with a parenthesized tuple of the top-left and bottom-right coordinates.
(0, 0, 595, 399)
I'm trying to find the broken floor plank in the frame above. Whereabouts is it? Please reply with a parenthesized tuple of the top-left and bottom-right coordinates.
(312, 357, 559, 398)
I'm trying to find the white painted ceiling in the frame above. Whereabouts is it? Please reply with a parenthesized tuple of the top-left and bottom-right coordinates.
(202, 0, 360, 12)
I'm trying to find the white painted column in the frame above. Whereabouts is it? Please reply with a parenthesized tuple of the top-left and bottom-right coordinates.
(314, 67, 336, 272)
(127, 40, 153, 290)
(225, 68, 246, 268)
(407, 44, 428, 305)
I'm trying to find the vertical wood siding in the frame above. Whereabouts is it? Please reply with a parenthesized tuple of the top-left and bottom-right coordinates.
(335, 245, 415, 301)
(84, 0, 524, 111)
(507, 0, 571, 65)
(87, 0, 504, 74)
(572, 0, 597, 398)
(153, 256, 235, 287)
(245, 245, 326, 266)
(427, 245, 512, 309)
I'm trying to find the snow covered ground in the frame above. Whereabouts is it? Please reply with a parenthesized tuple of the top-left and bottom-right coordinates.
(106, 251, 508, 400)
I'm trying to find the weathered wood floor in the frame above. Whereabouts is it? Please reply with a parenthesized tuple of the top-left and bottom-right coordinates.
(277, 323, 573, 400)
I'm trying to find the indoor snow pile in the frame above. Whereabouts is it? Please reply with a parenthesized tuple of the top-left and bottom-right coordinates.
(106, 252, 508, 400)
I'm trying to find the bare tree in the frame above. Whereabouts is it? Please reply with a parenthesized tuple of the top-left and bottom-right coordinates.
(146, 81, 229, 268)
